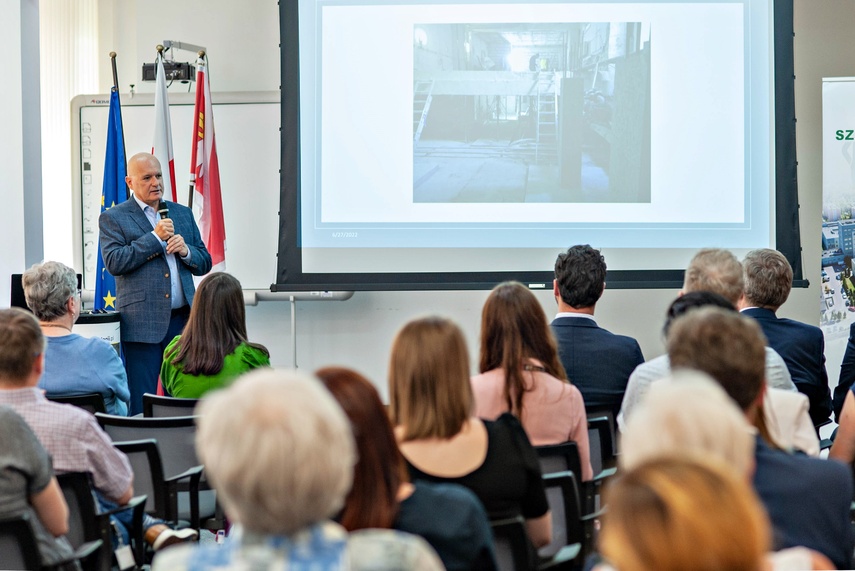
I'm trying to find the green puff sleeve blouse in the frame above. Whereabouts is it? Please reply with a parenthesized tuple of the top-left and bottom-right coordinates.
(160, 335, 271, 398)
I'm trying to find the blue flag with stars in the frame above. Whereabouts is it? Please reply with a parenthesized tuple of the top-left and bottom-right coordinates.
(94, 89, 126, 311)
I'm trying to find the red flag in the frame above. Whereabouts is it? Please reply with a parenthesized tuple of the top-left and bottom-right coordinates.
(191, 56, 226, 271)
(153, 56, 178, 202)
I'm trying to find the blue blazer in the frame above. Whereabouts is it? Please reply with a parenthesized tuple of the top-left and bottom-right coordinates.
(99, 199, 212, 344)
(753, 437, 853, 569)
(742, 307, 832, 425)
(550, 316, 644, 417)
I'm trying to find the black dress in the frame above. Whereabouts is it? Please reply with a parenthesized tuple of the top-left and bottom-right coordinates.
(405, 413, 548, 521)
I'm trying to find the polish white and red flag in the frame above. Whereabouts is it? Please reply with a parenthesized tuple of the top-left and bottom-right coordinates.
(153, 56, 178, 202)
(190, 55, 226, 271)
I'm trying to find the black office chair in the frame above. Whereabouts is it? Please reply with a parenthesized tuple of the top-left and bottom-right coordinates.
(538, 471, 582, 565)
(491, 516, 536, 571)
(539, 469, 608, 571)
(143, 393, 200, 417)
(95, 414, 218, 533)
(57, 471, 146, 571)
(536, 441, 614, 517)
(586, 415, 617, 475)
(0, 512, 102, 571)
(46, 392, 106, 415)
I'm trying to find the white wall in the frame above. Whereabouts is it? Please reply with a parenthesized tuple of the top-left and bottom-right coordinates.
(38, 0, 843, 395)
(97, 0, 280, 94)
(1, 0, 43, 306)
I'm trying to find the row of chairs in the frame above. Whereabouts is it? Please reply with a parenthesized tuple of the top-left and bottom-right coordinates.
(7, 393, 211, 570)
(45, 392, 200, 418)
(37, 394, 618, 571)
(492, 410, 618, 571)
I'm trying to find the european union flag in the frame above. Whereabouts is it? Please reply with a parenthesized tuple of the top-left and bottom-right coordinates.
(94, 89, 126, 311)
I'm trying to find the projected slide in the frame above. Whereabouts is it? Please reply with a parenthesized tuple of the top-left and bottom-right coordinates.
(291, 0, 774, 275)
(412, 23, 651, 205)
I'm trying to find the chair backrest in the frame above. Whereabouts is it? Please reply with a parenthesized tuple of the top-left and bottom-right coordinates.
(490, 516, 534, 571)
(586, 408, 616, 450)
(0, 513, 42, 570)
(95, 413, 200, 477)
(57, 471, 111, 571)
(587, 415, 616, 475)
(143, 393, 200, 418)
(47, 392, 107, 414)
(113, 439, 170, 519)
(56, 472, 98, 548)
(535, 441, 583, 480)
(538, 471, 584, 561)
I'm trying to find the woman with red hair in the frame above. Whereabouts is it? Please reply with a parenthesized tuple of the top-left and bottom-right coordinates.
(317, 366, 496, 571)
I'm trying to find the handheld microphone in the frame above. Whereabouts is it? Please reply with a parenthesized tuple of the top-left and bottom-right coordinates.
(157, 200, 169, 220)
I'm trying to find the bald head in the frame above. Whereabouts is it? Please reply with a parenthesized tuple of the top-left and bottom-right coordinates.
(126, 153, 164, 208)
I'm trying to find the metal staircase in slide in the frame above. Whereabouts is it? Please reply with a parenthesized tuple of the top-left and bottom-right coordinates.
(535, 74, 557, 163)
(413, 80, 434, 143)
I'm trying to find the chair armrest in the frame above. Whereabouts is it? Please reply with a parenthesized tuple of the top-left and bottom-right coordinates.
(539, 544, 582, 570)
(591, 467, 617, 483)
(165, 465, 203, 531)
(72, 539, 104, 561)
(47, 539, 104, 569)
(580, 507, 606, 523)
(98, 494, 147, 518)
(164, 465, 204, 485)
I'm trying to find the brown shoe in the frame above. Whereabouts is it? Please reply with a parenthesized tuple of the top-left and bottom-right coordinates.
(144, 524, 199, 551)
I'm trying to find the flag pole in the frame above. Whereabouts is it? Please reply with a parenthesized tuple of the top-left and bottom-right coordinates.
(109, 51, 128, 199)
(188, 50, 206, 209)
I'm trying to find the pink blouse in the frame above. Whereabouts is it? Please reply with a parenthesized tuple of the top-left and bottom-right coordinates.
(471, 364, 593, 481)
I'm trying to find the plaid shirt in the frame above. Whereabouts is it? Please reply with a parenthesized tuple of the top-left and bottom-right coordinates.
(0, 387, 132, 502)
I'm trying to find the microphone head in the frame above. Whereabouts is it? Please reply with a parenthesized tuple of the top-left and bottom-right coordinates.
(157, 200, 169, 219)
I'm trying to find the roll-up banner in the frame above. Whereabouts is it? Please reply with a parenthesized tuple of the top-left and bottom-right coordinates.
(821, 78, 855, 422)
(821, 78, 855, 334)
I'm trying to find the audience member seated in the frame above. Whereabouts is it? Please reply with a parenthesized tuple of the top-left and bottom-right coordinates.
(317, 366, 497, 571)
(740, 249, 833, 426)
(0, 308, 195, 554)
(620, 248, 796, 430)
(153, 368, 444, 571)
(22, 261, 130, 415)
(618, 291, 818, 456)
(621, 371, 756, 475)
(160, 272, 269, 398)
(0, 404, 73, 566)
(619, 372, 835, 571)
(550, 245, 644, 418)
(596, 456, 771, 571)
(471, 281, 592, 480)
(388, 316, 551, 553)
(667, 307, 853, 569)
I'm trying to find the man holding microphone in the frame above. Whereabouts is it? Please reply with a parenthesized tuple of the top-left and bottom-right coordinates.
(99, 152, 212, 414)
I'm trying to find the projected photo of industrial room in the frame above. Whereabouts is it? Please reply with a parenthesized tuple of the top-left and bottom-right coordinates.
(412, 23, 651, 204)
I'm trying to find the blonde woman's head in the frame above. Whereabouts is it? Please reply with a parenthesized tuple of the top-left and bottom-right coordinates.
(600, 455, 769, 571)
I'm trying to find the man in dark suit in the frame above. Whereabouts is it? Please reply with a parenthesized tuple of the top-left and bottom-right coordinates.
(739, 249, 832, 426)
(550, 245, 644, 417)
(668, 307, 852, 569)
(99, 153, 212, 414)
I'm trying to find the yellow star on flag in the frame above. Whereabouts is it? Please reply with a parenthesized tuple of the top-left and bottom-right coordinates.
(102, 291, 116, 309)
